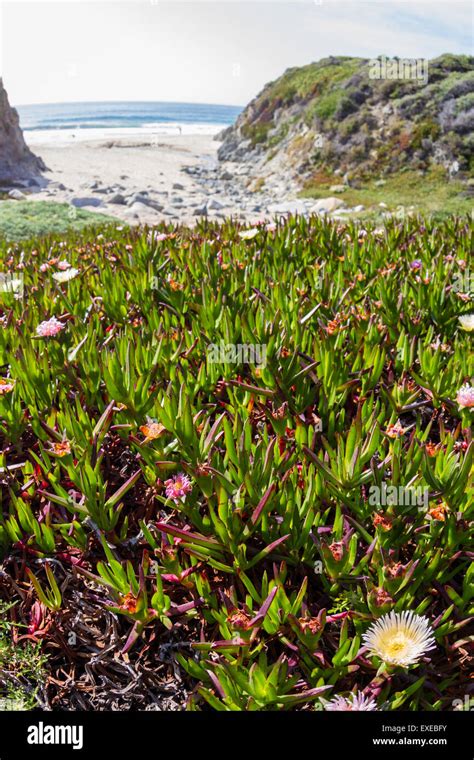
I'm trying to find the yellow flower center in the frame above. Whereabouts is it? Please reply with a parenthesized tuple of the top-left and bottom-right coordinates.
(383, 633, 409, 659)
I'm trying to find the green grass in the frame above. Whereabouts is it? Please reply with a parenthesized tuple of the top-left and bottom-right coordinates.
(269, 57, 362, 104)
(0, 200, 120, 241)
(0, 602, 47, 710)
(300, 168, 474, 217)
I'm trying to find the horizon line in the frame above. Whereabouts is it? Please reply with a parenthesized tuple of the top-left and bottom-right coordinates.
(14, 98, 246, 110)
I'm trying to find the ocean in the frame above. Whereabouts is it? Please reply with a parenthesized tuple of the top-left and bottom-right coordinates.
(16, 101, 242, 145)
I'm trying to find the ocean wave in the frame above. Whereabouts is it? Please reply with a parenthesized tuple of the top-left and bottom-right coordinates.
(24, 122, 226, 146)
(17, 100, 241, 136)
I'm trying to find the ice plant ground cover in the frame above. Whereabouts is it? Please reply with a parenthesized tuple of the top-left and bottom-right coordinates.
(0, 214, 472, 711)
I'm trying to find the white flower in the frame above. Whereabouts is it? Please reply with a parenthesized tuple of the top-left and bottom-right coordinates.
(0, 276, 23, 294)
(239, 228, 259, 240)
(52, 267, 80, 284)
(322, 692, 378, 711)
(362, 610, 436, 667)
(458, 314, 474, 332)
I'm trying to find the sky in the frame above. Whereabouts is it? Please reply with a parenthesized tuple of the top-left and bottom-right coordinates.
(0, 0, 472, 107)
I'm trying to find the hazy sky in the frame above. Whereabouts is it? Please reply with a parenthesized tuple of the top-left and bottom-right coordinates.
(1, 0, 472, 107)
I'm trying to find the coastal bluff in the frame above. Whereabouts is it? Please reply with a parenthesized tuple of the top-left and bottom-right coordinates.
(0, 79, 45, 186)
(217, 54, 474, 199)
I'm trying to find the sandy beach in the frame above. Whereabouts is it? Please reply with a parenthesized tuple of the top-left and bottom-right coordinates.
(20, 133, 328, 226)
(27, 135, 226, 225)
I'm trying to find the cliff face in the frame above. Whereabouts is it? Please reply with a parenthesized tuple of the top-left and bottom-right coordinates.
(0, 79, 45, 185)
(218, 55, 474, 195)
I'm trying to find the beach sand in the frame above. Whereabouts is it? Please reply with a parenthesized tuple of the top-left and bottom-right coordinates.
(28, 134, 227, 225)
(23, 134, 328, 225)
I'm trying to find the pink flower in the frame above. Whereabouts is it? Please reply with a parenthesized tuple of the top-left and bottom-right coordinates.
(456, 383, 474, 410)
(322, 692, 378, 711)
(57, 260, 71, 271)
(40, 263, 50, 273)
(36, 317, 65, 338)
(164, 473, 192, 502)
(0, 377, 15, 394)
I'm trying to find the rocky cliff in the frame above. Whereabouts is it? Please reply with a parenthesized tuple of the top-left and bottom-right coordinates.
(0, 79, 45, 185)
(218, 54, 474, 197)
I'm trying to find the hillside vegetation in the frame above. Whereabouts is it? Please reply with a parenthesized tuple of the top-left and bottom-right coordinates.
(218, 55, 474, 213)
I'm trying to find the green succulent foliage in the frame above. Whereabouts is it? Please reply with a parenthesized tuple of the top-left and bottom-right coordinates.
(0, 213, 471, 711)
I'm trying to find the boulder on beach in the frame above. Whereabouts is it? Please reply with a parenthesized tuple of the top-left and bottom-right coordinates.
(267, 200, 308, 215)
(310, 197, 346, 213)
(0, 79, 45, 185)
(70, 197, 104, 208)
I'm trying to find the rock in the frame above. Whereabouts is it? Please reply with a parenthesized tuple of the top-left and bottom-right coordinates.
(108, 193, 127, 205)
(70, 197, 104, 208)
(49, 181, 67, 191)
(128, 194, 163, 211)
(0, 79, 46, 185)
(353, 204, 365, 212)
(220, 170, 233, 181)
(374, 180, 386, 187)
(130, 201, 158, 214)
(172, 182, 184, 190)
(142, 198, 164, 212)
(310, 197, 346, 213)
(329, 184, 346, 193)
(193, 205, 208, 216)
(208, 197, 225, 210)
(8, 188, 26, 200)
(267, 200, 308, 215)
(121, 209, 139, 220)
